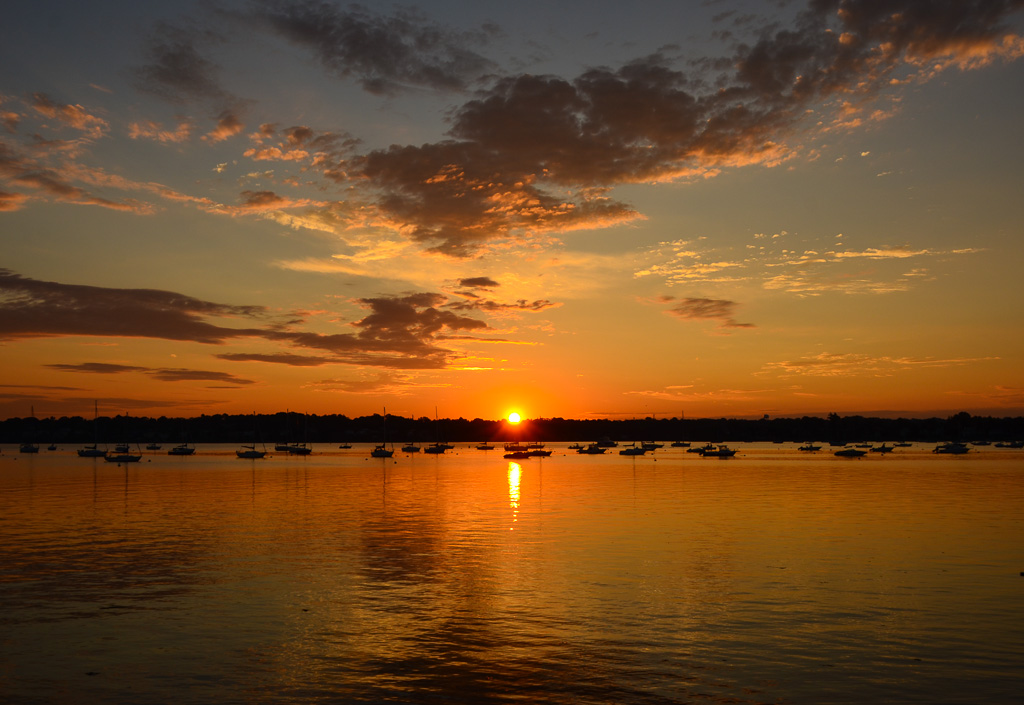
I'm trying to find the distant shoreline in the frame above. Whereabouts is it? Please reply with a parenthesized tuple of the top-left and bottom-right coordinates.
(2, 411, 1021, 445)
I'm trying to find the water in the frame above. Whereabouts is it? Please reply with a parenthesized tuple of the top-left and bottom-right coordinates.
(2, 444, 1022, 703)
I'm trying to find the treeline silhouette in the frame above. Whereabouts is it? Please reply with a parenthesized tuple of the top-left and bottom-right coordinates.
(2, 411, 1022, 445)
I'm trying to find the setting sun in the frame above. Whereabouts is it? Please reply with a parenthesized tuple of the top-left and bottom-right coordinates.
(507, 412, 521, 424)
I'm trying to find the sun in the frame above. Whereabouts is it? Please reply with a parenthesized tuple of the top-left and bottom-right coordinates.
(507, 411, 521, 424)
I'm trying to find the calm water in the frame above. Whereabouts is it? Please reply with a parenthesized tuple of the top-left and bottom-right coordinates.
(1, 443, 1022, 704)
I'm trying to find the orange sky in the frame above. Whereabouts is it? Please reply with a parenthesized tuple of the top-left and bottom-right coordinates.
(2, 1, 1023, 420)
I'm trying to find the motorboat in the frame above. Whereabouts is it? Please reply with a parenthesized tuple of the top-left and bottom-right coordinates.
(476, 443, 495, 450)
(640, 442, 663, 451)
(670, 440, 691, 447)
(870, 444, 894, 453)
(933, 442, 969, 455)
(700, 445, 737, 457)
(402, 443, 421, 453)
(619, 444, 646, 456)
(78, 444, 107, 458)
(798, 443, 821, 451)
(576, 443, 606, 454)
(835, 448, 866, 457)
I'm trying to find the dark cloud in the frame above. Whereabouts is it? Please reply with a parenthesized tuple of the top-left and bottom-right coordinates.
(147, 368, 255, 384)
(358, 139, 639, 256)
(0, 270, 489, 370)
(0, 269, 267, 343)
(458, 277, 499, 288)
(447, 298, 560, 313)
(135, 22, 230, 104)
(46, 362, 254, 385)
(47, 363, 148, 374)
(351, 0, 1023, 256)
(254, 1, 498, 94)
(663, 296, 754, 329)
(216, 352, 338, 366)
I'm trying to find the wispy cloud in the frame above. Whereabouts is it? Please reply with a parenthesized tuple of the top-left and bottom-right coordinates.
(638, 239, 982, 295)
(46, 362, 255, 385)
(760, 352, 1001, 378)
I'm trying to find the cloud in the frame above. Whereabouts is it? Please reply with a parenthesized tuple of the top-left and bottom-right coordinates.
(0, 141, 151, 213)
(135, 22, 232, 104)
(661, 296, 755, 329)
(761, 352, 1001, 377)
(341, 1, 1024, 256)
(47, 363, 148, 374)
(202, 109, 245, 143)
(215, 352, 339, 366)
(254, 2, 498, 94)
(0, 189, 28, 211)
(219, 189, 327, 215)
(128, 119, 194, 143)
(447, 298, 560, 313)
(0, 268, 268, 343)
(30, 93, 109, 140)
(46, 362, 255, 385)
(637, 239, 983, 294)
(0, 270, 495, 371)
(457, 277, 500, 289)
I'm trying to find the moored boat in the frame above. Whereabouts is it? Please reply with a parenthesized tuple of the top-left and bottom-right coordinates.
(168, 443, 195, 456)
(700, 445, 737, 457)
(236, 445, 266, 459)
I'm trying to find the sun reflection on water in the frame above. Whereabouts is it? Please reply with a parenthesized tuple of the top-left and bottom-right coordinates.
(507, 462, 521, 526)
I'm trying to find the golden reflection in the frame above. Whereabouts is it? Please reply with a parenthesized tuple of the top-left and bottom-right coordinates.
(507, 462, 521, 524)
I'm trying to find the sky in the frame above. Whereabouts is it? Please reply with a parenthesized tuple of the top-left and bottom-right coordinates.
(2, 0, 1023, 422)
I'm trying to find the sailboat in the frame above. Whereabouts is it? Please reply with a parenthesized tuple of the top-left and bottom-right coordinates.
(105, 434, 142, 463)
(236, 413, 267, 459)
(77, 402, 108, 456)
(168, 442, 195, 456)
(423, 407, 447, 454)
(276, 411, 312, 454)
(371, 408, 394, 458)
(20, 406, 40, 453)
